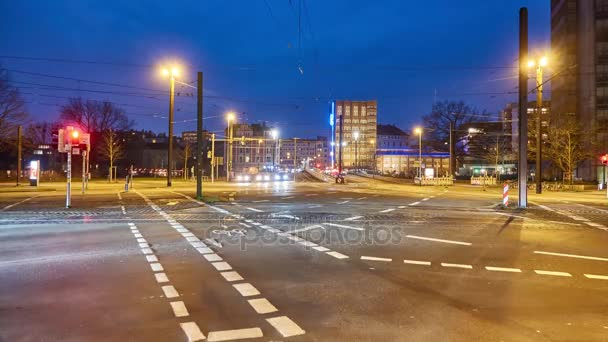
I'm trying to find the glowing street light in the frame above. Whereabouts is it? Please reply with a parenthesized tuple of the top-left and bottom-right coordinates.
(160, 65, 181, 187)
(271, 129, 279, 170)
(353, 131, 360, 170)
(414, 127, 423, 181)
(226, 111, 236, 181)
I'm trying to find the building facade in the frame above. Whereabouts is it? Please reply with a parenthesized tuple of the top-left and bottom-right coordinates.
(230, 123, 276, 173)
(376, 150, 449, 178)
(377, 124, 409, 149)
(333, 100, 377, 170)
(551, 0, 608, 180)
(280, 137, 329, 169)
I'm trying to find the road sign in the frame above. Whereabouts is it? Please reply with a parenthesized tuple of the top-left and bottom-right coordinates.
(72, 147, 80, 155)
(57, 129, 66, 153)
(79, 133, 90, 147)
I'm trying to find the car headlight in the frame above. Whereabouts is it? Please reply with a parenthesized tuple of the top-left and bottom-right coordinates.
(274, 174, 281, 181)
(264, 175, 270, 181)
(236, 175, 243, 181)
(282, 174, 289, 180)
(244, 175, 250, 181)
(255, 175, 262, 181)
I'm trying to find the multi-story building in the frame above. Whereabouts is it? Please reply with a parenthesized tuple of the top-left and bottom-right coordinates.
(230, 123, 276, 173)
(551, 0, 608, 180)
(333, 100, 377, 170)
(377, 124, 409, 149)
(280, 136, 329, 169)
(501, 101, 550, 154)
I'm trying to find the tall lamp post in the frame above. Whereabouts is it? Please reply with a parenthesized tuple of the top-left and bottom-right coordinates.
(353, 131, 360, 171)
(370, 139, 376, 178)
(161, 66, 179, 187)
(226, 112, 235, 182)
(414, 127, 422, 180)
(528, 56, 548, 194)
(271, 129, 278, 171)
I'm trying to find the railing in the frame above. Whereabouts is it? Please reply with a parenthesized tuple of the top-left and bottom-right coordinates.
(414, 177, 454, 186)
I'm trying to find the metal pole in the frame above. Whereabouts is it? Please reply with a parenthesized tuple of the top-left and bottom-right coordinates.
(66, 144, 71, 208)
(449, 120, 454, 177)
(228, 122, 233, 181)
(518, 7, 529, 208)
(535, 65, 543, 194)
(418, 133, 422, 180)
(211, 133, 215, 183)
(338, 112, 344, 174)
(81, 150, 85, 194)
(16, 126, 22, 186)
(293, 138, 297, 170)
(167, 75, 175, 187)
(196, 71, 203, 200)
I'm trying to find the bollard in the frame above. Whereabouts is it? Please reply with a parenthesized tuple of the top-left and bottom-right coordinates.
(503, 183, 509, 207)
(125, 175, 130, 192)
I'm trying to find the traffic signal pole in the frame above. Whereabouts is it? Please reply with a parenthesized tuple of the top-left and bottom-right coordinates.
(196, 71, 203, 200)
(518, 7, 529, 208)
(66, 142, 72, 208)
(16, 126, 22, 186)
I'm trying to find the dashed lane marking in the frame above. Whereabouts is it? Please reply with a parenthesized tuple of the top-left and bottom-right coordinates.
(441, 263, 473, 269)
(180, 322, 206, 341)
(406, 234, 472, 246)
(326, 251, 349, 259)
(252, 200, 269, 203)
(248, 298, 278, 314)
(283, 196, 295, 199)
(146, 255, 158, 262)
(290, 225, 324, 233)
(379, 208, 395, 213)
(421, 198, 429, 201)
(154, 273, 169, 283)
(584, 274, 608, 280)
(534, 270, 572, 277)
(246, 207, 264, 212)
(141, 248, 153, 255)
(403, 259, 431, 266)
(233, 283, 261, 297)
(170, 301, 189, 317)
(337, 200, 350, 204)
(361, 256, 392, 262)
(220, 271, 244, 282)
(150, 263, 164, 272)
(121, 206, 126, 215)
(207, 328, 263, 342)
(534, 250, 608, 262)
(117, 192, 122, 200)
(397, 206, 406, 209)
(357, 197, 368, 200)
(1, 195, 38, 211)
(266, 316, 306, 338)
(313, 246, 330, 252)
(239, 222, 251, 228)
(162, 285, 180, 298)
(485, 266, 522, 273)
(344, 216, 363, 221)
(305, 193, 318, 197)
(409, 201, 421, 206)
(323, 222, 364, 231)
(211, 262, 232, 271)
(204, 254, 223, 262)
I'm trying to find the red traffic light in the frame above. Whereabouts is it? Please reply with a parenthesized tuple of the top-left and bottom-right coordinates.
(602, 154, 608, 165)
(71, 130, 79, 139)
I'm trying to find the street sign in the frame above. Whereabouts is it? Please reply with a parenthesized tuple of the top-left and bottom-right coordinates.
(79, 133, 91, 150)
(57, 129, 66, 153)
(215, 156, 224, 165)
(72, 147, 80, 155)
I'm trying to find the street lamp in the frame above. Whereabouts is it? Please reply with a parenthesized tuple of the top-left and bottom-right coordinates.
(271, 129, 278, 171)
(370, 139, 376, 178)
(528, 55, 548, 194)
(414, 127, 422, 181)
(353, 131, 360, 171)
(226, 112, 235, 181)
(161, 66, 180, 187)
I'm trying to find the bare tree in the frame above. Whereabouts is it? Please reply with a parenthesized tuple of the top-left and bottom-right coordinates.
(180, 142, 191, 180)
(423, 100, 489, 168)
(544, 114, 593, 185)
(0, 68, 28, 143)
(480, 135, 509, 181)
(100, 129, 124, 182)
(26, 121, 58, 145)
(60, 98, 133, 133)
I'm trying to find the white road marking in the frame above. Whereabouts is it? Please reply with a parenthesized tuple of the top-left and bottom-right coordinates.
(220, 271, 244, 282)
(323, 222, 364, 231)
(485, 266, 522, 273)
(154, 273, 169, 283)
(239, 222, 251, 228)
(162, 285, 180, 298)
(117, 192, 122, 200)
(196, 247, 214, 254)
(141, 248, 153, 255)
(150, 263, 164, 272)
(191, 242, 207, 248)
(251, 222, 262, 226)
(290, 225, 324, 233)
(266, 316, 305, 337)
(357, 197, 368, 200)
(441, 263, 473, 269)
(534, 270, 572, 277)
(186, 236, 200, 242)
(344, 216, 363, 221)
(361, 256, 392, 262)
(204, 254, 223, 262)
(298, 241, 318, 247)
(211, 262, 232, 271)
(286, 236, 304, 242)
(180, 322, 206, 341)
(379, 208, 395, 213)
(246, 207, 263, 212)
(305, 193, 318, 197)
(337, 200, 350, 204)
(136, 238, 147, 243)
(283, 196, 295, 199)
(146, 255, 158, 262)
(409, 202, 421, 206)
(570, 215, 589, 222)
(207, 328, 263, 342)
(170, 301, 189, 317)
(182, 232, 196, 237)
(313, 246, 330, 252)
(245, 219, 254, 223)
(233, 283, 261, 297)
(406, 234, 472, 246)
(121, 206, 126, 214)
(403, 259, 431, 266)
(308, 205, 322, 208)
(573, 203, 608, 214)
(584, 274, 608, 280)
(130, 229, 140, 234)
(421, 198, 429, 201)
(326, 251, 349, 259)
(534, 250, 608, 262)
(397, 206, 406, 209)
(248, 298, 278, 314)
(128, 222, 135, 227)
(134, 233, 143, 238)
(139, 243, 150, 248)
(253, 200, 270, 203)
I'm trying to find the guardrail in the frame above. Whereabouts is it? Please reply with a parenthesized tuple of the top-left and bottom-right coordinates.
(304, 168, 332, 183)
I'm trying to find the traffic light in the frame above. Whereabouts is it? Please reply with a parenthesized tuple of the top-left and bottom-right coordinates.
(71, 129, 80, 144)
(602, 154, 608, 165)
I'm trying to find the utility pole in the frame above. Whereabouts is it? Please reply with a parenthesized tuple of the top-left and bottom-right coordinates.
(227, 122, 234, 181)
(293, 138, 298, 170)
(211, 133, 215, 183)
(535, 64, 543, 194)
(196, 71, 203, 200)
(518, 7, 529, 208)
(167, 72, 175, 187)
(449, 120, 454, 177)
(81, 150, 86, 194)
(16, 126, 22, 186)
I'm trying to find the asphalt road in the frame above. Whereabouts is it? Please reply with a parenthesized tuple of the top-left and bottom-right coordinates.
(1, 176, 608, 341)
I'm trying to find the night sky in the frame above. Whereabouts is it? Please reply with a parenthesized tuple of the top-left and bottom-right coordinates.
(0, 1, 549, 139)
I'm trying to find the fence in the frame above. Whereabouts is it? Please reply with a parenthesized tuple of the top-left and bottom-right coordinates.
(470, 176, 497, 186)
(414, 177, 454, 186)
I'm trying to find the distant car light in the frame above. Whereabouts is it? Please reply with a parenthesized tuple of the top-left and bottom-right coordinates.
(264, 175, 270, 181)
(282, 174, 289, 180)
(236, 175, 243, 181)
(244, 175, 250, 181)
(255, 175, 262, 181)
(274, 174, 281, 181)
